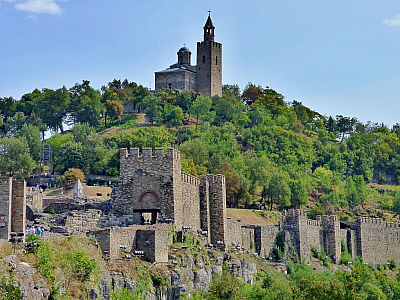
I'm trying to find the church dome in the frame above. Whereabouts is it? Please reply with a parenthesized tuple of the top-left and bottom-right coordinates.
(178, 46, 191, 54)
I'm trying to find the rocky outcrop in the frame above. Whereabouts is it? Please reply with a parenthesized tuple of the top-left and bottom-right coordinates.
(2, 251, 256, 300)
(2, 255, 50, 300)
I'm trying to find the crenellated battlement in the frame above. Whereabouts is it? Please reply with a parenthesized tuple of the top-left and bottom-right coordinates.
(120, 147, 180, 161)
(356, 216, 400, 228)
(286, 209, 308, 218)
(320, 215, 340, 222)
(181, 172, 200, 186)
(202, 174, 225, 186)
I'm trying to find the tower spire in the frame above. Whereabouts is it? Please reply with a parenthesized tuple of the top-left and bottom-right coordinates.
(203, 12, 215, 42)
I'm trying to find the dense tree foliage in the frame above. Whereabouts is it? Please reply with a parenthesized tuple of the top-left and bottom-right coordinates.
(3, 79, 400, 218)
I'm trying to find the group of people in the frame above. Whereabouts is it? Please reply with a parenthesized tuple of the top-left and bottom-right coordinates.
(26, 225, 45, 237)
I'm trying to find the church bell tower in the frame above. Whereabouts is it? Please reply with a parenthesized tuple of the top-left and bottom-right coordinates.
(196, 12, 222, 97)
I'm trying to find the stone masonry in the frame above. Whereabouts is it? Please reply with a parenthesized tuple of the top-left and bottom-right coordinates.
(155, 13, 222, 97)
(3, 156, 400, 266)
(111, 147, 227, 245)
(0, 177, 26, 241)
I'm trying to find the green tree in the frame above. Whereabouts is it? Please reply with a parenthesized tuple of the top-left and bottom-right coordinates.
(46, 133, 73, 173)
(222, 84, 241, 100)
(0, 137, 35, 177)
(163, 104, 183, 127)
(208, 272, 245, 300)
(143, 94, 162, 124)
(58, 141, 85, 172)
(37, 87, 70, 133)
(189, 95, 215, 126)
(212, 95, 243, 126)
(104, 100, 124, 127)
(241, 83, 264, 105)
(214, 162, 241, 208)
(291, 179, 308, 208)
(68, 80, 104, 127)
(392, 191, 400, 216)
(15, 124, 41, 161)
(264, 170, 291, 210)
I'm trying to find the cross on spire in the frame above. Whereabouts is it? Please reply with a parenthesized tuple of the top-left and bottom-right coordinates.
(208, 10, 211, 16)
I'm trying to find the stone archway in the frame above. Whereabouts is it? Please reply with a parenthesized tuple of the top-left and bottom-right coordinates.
(138, 190, 160, 203)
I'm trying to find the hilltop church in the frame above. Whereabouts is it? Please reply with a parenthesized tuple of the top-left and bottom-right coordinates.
(154, 13, 222, 97)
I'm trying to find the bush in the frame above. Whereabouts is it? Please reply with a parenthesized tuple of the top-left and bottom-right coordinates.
(63, 250, 98, 284)
(111, 288, 142, 300)
(0, 275, 23, 300)
(340, 251, 352, 265)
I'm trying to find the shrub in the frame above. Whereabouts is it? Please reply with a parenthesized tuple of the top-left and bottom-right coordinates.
(340, 251, 352, 265)
(63, 250, 98, 284)
(0, 275, 23, 300)
(35, 242, 57, 285)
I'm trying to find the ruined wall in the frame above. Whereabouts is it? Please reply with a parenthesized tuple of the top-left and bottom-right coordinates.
(347, 229, 357, 258)
(0, 178, 26, 241)
(91, 225, 169, 263)
(256, 225, 280, 258)
(0, 177, 12, 240)
(319, 215, 341, 263)
(226, 219, 242, 247)
(205, 175, 226, 244)
(26, 190, 43, 211)
(180, 173, 201, 230)
(356, 217, 400, 264)
(199, 180, 210, 238)
(226, 220, 279, 257)
(11, 180, 26, 237)
(63, 210, 102, 232)
(282, 210, 322, 263)
(136, 229, 169, 263)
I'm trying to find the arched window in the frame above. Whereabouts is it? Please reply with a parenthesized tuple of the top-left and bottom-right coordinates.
(203, 55, 205, 64)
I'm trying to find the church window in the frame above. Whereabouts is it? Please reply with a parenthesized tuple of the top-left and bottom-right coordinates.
(216, 56, 218, 65)
(203, 55, 205, 63)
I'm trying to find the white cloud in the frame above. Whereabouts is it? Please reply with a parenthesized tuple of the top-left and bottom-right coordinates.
(383, 14, 400, 27)
(14, 0, 62, 15)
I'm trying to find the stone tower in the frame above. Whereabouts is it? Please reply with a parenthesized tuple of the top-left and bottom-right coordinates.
(196, 13, 222, 97)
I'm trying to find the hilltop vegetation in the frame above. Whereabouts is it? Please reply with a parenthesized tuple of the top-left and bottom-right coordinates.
(2, 79, 400, 220)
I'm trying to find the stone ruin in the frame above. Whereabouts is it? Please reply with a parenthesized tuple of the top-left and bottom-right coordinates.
(0, 177, 26, 241)
(2, 147, 400, 265)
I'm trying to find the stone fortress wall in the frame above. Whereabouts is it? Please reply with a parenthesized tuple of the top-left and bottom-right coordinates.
(110, 147, 226, 245)
(4, 147, 400, 265)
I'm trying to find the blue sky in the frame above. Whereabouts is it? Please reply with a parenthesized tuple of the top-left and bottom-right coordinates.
(1, 1, 400, 126)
